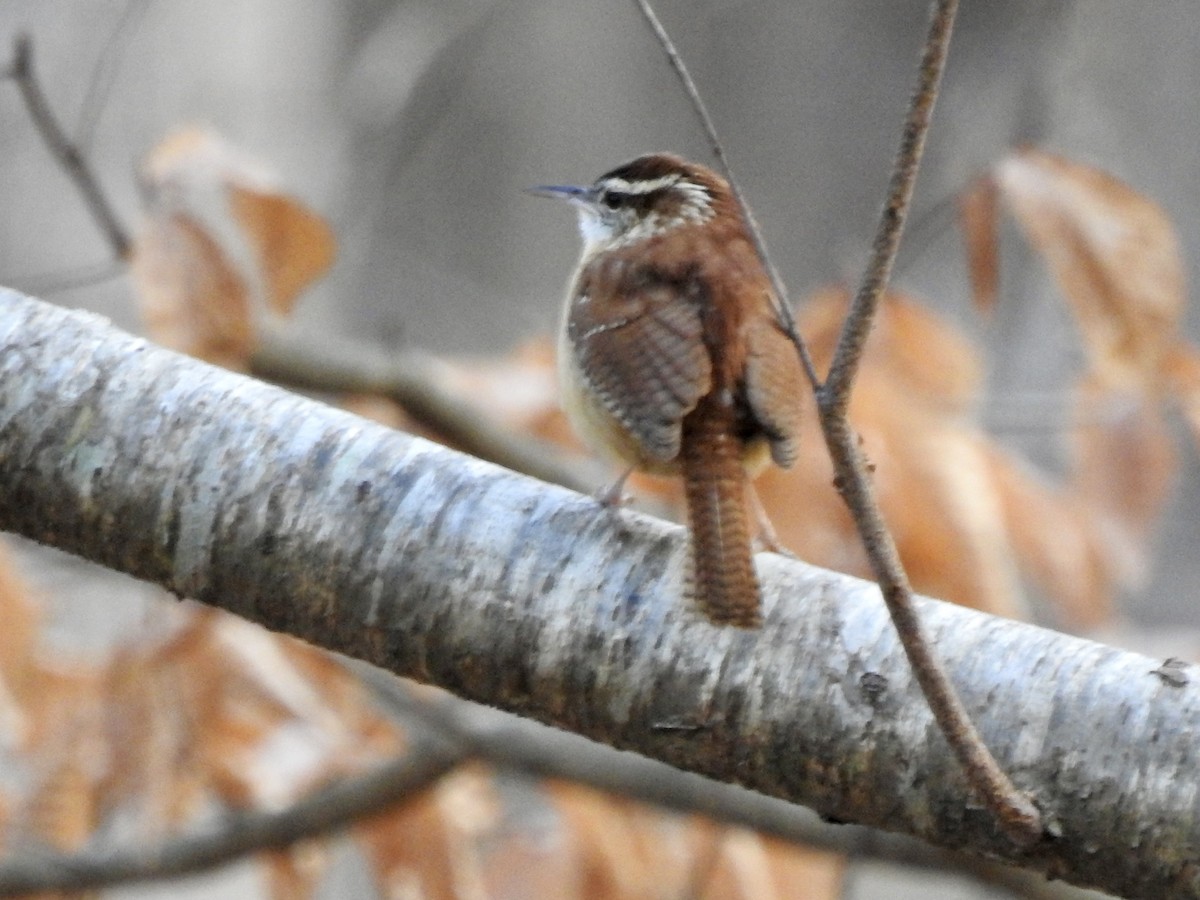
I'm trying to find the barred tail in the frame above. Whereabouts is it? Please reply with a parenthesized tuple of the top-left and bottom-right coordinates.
(679, 394, 761, 628)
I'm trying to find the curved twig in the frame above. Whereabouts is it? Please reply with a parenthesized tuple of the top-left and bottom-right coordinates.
(630, 0, 821, 391)
(8, 34, 132, 258)
(813, 0, 1040, 845)
(74, 0, 152, 154)
(632, 0, 1041, 846)
(0, 738, 463, 897)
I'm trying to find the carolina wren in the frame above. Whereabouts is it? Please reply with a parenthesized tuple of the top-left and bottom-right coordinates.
(533, 153, 804, 628)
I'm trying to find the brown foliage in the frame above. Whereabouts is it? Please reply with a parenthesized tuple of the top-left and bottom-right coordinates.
(0, 598, 405, 856)
(994, 148, 1184, 389)
(781, 287, 1030, 620)
(965, 149, 1198, 609)
(129, 127, 335, 369)
(0, 547, 844, 899)
(958, 174, 999, 315)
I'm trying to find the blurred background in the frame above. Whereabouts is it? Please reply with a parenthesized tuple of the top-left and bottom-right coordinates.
(1, 1, 1198, 897)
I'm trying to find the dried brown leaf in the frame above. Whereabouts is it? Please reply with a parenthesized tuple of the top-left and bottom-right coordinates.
(984, 375, 1174, 628)
(229, 186, 336, 317)
(130, 127, 335, 368)
(990, 151, 1190, 605)
(0, 545, 104, 854)
(958, 174, 1000, 315)
(982, 445, 1116, 629)
(439, 337, 578, 450)
(0, 542, 42, 732)
(548, 783, 679, 899)
(803, 286, 982, 415)
(995, 148, 1185, 389)
(766, 288, 1030, 618)
(355, 758, 845, 900)
(7, 606, 407, 861)
(339, 393, 417, 431)
(1068, 375, 1176, 585)
(357, 764, 498, 900)
(1164, 341, 1200, 453)
(545, 781, 844, 900)
(130, 211, 255, 368)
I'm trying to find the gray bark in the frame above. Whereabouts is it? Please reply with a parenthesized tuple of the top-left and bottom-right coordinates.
(0, 288, 1196, 899)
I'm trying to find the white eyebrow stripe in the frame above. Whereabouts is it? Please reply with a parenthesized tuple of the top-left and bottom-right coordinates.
(601, 174, 683, 195)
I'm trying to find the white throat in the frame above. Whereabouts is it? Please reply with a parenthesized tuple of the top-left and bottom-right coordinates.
(574, 208, 614, 259)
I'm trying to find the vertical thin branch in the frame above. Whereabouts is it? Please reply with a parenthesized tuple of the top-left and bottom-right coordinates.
(630, 0, 821, 392)
(815, 0, 1041, 846)
(9, 34, 132, 258)
(819, 0, 954, 412)
(633, 0, 1043, 846)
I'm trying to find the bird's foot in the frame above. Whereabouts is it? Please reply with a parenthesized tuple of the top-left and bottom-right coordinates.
(594, 467, 635, 510)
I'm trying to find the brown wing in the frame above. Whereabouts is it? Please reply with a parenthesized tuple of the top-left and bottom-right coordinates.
(742, 306, 805, 468)
(568, 265, 712, 463)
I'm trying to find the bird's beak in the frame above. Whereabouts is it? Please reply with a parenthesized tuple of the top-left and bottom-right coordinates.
(526, 184, 592, 206)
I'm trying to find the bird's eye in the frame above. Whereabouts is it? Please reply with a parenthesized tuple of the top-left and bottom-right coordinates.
(601, 191, 623, 210)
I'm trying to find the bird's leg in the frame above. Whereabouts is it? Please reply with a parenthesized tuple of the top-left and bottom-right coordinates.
(594, 466, 635, 509)
(747, 482, 797, 558)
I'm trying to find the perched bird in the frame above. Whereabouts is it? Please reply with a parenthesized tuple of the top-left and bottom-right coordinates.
(532, 153, 805, 627)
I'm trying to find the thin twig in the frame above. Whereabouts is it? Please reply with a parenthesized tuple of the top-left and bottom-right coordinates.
(815, 0, 1041, 845)
(9, 34, 132, 258)
(632, 0, 1041, 846)
(820, 2, 953, 410)
(891, 192, 959, 281)
(74, 0, 152, 154)
(0, 738, 465, 897)
(630, 0, 820, 392)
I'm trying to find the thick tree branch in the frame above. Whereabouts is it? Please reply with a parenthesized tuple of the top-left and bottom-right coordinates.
(355, 671, 1110, 900)
(250, 329, 608, 499)
(0, 289, 1196, 899)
